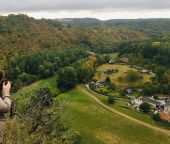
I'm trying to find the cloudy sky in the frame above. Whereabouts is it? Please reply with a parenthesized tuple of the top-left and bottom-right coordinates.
(0, 0, 170, 20)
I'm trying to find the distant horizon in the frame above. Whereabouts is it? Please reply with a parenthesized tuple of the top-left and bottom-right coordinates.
(1, 9, 170, 20)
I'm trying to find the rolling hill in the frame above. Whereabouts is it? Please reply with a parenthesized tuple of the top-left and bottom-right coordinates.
(5, 77, 170, 144)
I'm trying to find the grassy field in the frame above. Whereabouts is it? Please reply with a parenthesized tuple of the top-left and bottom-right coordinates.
(60, 88, 170, 144)
(94, 64, 155, 89)
(84, 86, 159, 126)
(93, 64, 155, 98)
(12, 77, 170, 144)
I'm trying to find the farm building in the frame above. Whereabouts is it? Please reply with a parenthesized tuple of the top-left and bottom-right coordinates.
(159, 112, 170, 122)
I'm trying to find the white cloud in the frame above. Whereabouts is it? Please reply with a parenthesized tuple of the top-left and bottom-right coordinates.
(0, 0, 170, 12)
(2, 9, 170, 20)
(0, 1, 170, 19)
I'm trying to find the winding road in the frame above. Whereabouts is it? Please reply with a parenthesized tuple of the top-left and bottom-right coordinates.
(77, 85, 170, 135)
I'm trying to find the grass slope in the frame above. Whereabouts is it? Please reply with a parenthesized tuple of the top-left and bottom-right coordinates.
(12, 77, 170, 144)
(60, 88, 170, 144)
(83, 85, 166, 127)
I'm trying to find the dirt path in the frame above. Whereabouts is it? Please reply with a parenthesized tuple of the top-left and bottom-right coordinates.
(77, 85, 170, 135)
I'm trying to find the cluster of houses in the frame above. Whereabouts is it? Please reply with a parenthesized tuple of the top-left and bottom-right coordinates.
(130, 65, 151, 74)
(131, 96, 170, 122)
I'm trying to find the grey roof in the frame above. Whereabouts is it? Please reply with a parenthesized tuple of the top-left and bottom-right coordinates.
(165, 103, 170, 107)
(126, 89, 133, 94)
(95, 83, 104, 86)
(145, 99, 162, 105)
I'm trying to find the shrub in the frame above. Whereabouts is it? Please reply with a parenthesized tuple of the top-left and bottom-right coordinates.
(120, 91, 126, 97)
(139, 102, 151, 113)
(37, 88, 53, 107)
(57, 67, 78, 91)
(126, 70, 141, 82)
(108, 96, 115, 104)
(60, 129, 82, 144)
(105, 76, 111, 84)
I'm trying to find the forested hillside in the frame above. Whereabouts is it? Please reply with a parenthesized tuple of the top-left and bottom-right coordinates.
(1, 14, 170, 92)
(57, 18, 170, 33)
(0, 14, 149, 68)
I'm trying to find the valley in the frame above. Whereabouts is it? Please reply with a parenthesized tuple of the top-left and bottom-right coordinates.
(1, 15, 170, 143)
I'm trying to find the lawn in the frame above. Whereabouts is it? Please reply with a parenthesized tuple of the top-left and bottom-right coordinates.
(83, 85, 162, 126)
(59, 88, 170, 144)
(92, 90, 157, 126)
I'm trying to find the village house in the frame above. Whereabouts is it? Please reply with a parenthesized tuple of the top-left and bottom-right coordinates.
(99, 80, 106, 84)
(94, 82, 104, 88)
(90, 81, 95, 84)
(144, 97, 165, 108)
(140, 69, 150, 74)
(164, 103, 170, 114)
(131, 97, 143, 111)
(109, 59, 115, 64)
(125, 88, 133, 94)
(159, 112, 170, 122)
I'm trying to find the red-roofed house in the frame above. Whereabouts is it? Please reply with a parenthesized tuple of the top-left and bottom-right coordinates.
(159, 112, 170, 122)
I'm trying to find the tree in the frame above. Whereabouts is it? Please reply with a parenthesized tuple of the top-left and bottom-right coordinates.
(108, 83, 116, 91)
(120, 91, 126, 97)
(108, 96, 115, 104)
(18, 72, 31, 84)
(143, 83, 157, 96)
(126, 70, 141, 82)
(57, 67, 78, 91)
(105, 76, 111, 84)
(139, 102, 151, 113)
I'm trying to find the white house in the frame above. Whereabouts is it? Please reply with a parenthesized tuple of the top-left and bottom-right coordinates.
(131, 97, 143, 111)
(140, 69, 149, 74)
(164, 103, 170, 114)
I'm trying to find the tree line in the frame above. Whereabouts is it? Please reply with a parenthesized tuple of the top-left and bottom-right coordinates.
(6, 48, 89, 92)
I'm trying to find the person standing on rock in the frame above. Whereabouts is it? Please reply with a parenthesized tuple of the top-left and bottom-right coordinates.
(0, 70, 11, 142)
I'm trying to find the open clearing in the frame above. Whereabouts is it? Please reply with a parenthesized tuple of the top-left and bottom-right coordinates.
(94, 64, 155, 90)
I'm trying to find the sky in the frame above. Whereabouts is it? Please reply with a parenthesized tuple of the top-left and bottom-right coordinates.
(0, 0, 170, 20)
